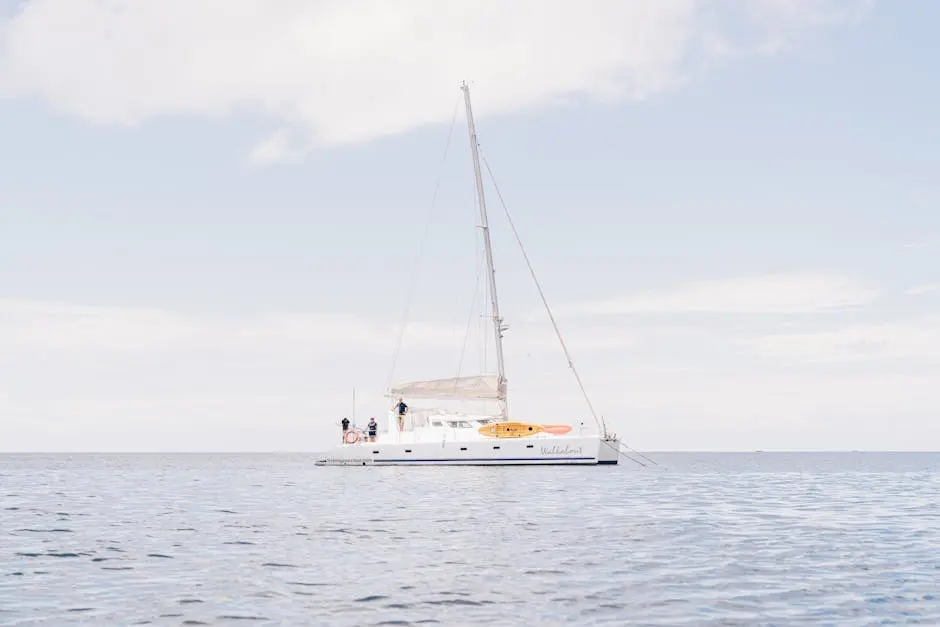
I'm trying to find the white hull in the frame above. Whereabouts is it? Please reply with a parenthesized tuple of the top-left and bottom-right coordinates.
(316, 434, 621, 466)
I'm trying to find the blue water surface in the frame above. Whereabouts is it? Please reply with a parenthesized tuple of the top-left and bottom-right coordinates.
(1, 452, 938, 625)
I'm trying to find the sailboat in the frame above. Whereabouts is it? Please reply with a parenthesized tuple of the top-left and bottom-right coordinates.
(316, 82, 622, 466)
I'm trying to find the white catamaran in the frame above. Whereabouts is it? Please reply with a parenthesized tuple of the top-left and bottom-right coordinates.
(316, 82, 622, 466)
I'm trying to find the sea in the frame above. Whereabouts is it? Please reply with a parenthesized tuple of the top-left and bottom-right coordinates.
(1, 452, 938, 626)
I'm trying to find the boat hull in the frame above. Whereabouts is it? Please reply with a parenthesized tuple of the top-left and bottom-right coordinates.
(315, 434, 621, 466)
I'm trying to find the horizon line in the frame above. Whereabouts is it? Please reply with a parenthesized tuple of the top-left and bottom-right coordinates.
(2, 449, 938, 455)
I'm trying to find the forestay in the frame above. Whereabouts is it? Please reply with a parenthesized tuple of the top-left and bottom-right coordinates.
(389, 374, 504, 401)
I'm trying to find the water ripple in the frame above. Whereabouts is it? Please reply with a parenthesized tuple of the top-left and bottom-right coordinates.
(0, 452, 938, 625)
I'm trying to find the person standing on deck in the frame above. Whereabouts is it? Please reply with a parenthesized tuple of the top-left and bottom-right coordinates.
(341, 416, 350, 440)
(394, 398, 408, 432)
(367, 417, 378, 442)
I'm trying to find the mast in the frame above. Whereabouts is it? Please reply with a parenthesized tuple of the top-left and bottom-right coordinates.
(460, 81, 508, 421)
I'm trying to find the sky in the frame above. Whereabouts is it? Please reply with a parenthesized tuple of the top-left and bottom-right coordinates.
(1, 0, 938, 452)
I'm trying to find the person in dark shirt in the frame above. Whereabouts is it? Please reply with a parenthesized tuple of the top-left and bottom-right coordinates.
(341, 416, 350, 440)
(367, 417, 378, 441)
(394, 398, 408, 432)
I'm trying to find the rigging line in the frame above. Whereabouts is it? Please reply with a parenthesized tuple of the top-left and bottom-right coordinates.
(610, 443, 647, 467)
(479, 152, 604, 434)
(451, 170, 485, 383)
(620, 440, 660, 467)
(598, 436, 662, 469)
(597, 418, 660, 467)
(455, 250, 485, 383)
(385, 95, 461, 390)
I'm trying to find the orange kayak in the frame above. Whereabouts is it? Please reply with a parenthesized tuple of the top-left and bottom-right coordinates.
(539, 424, 572, 435)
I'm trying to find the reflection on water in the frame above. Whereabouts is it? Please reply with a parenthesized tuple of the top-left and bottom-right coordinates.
(1, 452, 938, 625)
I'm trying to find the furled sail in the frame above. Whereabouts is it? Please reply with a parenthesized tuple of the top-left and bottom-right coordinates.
(390, 374, 504, 401)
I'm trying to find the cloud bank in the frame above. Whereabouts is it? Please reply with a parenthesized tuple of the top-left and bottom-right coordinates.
(574, 273, 880, 315)
(0, 0, 873, 161)
(3, 270, 939, 451)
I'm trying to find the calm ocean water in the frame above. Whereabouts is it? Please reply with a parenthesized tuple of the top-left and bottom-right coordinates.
(1, 452, 938, 626)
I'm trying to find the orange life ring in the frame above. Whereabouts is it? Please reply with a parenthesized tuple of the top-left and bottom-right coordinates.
(344, 430, 359, 444)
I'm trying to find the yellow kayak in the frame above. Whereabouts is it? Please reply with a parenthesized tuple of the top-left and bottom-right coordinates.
(478, 422, 573, 438)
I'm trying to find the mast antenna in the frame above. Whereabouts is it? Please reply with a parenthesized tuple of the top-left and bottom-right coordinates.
(460, 81, 508, 421)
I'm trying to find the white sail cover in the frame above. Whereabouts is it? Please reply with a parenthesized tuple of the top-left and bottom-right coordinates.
(390, 374, 503, 401)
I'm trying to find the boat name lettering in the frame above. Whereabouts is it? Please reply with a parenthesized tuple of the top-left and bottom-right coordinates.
(540, 445, 583, 456)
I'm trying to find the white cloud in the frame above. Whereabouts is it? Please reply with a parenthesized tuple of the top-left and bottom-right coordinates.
(0, 298, 205, 352)
(0, 392, 364, 452)
(9, 360, 937, 452)
(573, 272, 879, 315)
(0, 0, 871, 161)
(246, 128, 305, 166)
(0, 298, 436, 355)
(591, 368, 940, 451)
(747, 0, 874, 28)
(901, 236, 940, 249)
(904, 283, 940, 296)
(701, 0, 874, 58)
(743, 317, 940, 364)
(0, 297, 633, 356)
(3, 286, 940, 452)
(0, 296, 639, 450)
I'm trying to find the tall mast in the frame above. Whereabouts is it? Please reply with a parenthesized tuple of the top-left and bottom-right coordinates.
(460, 81, 508, 420)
